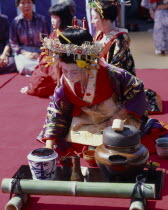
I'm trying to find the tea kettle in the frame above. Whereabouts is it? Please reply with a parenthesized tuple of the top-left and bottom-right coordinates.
(94, 119, 149, 180)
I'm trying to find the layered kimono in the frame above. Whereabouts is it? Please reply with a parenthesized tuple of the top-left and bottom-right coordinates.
(95, 27, 135, 76)
(26, 31, 60, 97)
(37, 61, 168, 155)
(96, 26, 163, 115)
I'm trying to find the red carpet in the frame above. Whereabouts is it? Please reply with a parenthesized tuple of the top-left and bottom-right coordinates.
(1, 69, 168, 210)
(136, 69, 168, 124)
(0, 72, 18, 88)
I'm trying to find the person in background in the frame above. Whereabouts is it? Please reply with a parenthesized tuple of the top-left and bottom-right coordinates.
(21, 3, 73, 97)
(91, 0, 165, 116)
(0, 14, 16, 75)
(57, 0, 76, 16)
(141, 0, 168, 55)
(9, 0, 48, 76)
(125, 0, 141, 32)
(57, 0, 82, 26)
(90, 0, 135, 75)
(49, 3, 73, 34)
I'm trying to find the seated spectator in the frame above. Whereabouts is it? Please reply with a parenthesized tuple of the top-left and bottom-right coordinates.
(10, 0, 48, 76)
(0, 14, 16, 75)
(21, 3, 73, 97)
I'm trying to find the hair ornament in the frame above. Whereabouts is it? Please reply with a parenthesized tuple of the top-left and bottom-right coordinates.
(82, 17, 87, 30)
(91, 0, 104, 18)
(89, 0, 131, 19)
(55, 29, 71, 43)
(83, 67, 94, 76)
(89, 0, 131, 5)
(41, 33, 103, 74)
(76, 60, 87, 68)
(67, 17, 88, 30)
(72, 16, 78, 27)
(45, 61, 55, 68)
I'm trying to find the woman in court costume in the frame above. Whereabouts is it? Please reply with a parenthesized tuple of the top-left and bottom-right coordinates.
(90, 0, 135, 75)
(36, 26, 168, 157)
(90, 0, 164, 116)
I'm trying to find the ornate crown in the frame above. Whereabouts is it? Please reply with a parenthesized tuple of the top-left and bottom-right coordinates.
(89, 0, 131, 19)
(41, 29, 103, 75)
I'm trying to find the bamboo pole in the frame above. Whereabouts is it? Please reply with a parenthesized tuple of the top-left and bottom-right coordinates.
(129, 199, 145, 210)
(5, 194, 28, 210)
(1, 179, 155, 199)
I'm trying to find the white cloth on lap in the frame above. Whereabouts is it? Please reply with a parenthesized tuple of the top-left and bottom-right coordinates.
(15, 54, 39, 75)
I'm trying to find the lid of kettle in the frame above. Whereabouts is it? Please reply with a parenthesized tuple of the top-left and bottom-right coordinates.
(103, 119, 142, 147)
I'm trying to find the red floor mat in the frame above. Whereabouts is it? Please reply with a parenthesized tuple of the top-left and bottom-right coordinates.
(0, 73, 18, 88)
(1, 70, 168, 210)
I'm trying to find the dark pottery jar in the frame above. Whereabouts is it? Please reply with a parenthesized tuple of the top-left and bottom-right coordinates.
(70, 155, 84, 182)
(94, 124, 149, 181)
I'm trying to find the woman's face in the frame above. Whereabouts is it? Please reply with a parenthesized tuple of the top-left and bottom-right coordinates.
(61, 62, 82, 83)
(51, 15, 60, 30)
(18, 0, 33, 17)
(91, 9, 103, 32)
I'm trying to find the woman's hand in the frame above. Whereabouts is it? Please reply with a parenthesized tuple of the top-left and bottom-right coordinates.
(22, 51, 40, 60)
(0, 54, 8, 68)
(46, 139, 56, 149)
(31, 52, 40, 59)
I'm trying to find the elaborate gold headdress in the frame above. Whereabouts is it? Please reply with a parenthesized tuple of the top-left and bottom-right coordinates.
(41, 27, 103, 75)
(89, 0, 131, 19)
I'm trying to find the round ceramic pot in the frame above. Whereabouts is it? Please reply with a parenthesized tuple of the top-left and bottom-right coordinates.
(95, 144, 149, 179)
(27, 148, 58, 180)
(94, 125, 149, 180)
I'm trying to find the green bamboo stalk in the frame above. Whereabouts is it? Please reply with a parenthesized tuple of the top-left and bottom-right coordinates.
(5, 194, 28, 210)
(129, 199, 145, 210)
(1, 179, 155, 199)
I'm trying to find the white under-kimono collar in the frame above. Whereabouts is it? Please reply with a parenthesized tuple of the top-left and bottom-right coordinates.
(64, 69, 98, 104)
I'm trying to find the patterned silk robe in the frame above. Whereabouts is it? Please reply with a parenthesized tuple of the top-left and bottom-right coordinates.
(37, 62, 148, 149)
